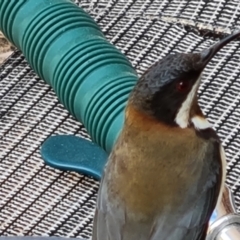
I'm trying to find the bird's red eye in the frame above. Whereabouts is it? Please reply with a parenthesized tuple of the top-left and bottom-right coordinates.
(176, 80, 190, 92)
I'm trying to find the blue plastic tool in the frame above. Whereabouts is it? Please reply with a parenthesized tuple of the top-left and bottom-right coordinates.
(41, 135, 108, 180)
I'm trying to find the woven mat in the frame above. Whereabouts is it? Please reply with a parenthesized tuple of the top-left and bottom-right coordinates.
(1, 0, 240, 238)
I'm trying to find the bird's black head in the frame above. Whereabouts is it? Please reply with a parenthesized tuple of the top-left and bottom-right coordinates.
(129, 53, 202, 128)
(129, 31, 240, 129)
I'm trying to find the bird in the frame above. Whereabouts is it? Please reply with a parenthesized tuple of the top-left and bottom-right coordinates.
(92, 31, 240, 240)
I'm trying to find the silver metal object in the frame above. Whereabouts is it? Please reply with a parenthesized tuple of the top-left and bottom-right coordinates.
(207, 185, 240, 240)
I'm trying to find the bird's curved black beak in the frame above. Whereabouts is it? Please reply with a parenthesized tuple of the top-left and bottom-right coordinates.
(200, 30, 240, 68)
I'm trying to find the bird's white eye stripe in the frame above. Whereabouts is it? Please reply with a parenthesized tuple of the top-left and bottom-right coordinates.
(174, 80, 199, 128)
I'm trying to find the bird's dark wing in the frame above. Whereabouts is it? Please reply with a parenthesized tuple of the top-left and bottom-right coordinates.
(92, 171, 110, 240)
(151, 142, 225, 240)
(184, 153, 222, 240)
(92, 180, 126, 240)
(92, 160, 126, 240)
(184, 143, 225, 240)
(0, 238, 86, 240)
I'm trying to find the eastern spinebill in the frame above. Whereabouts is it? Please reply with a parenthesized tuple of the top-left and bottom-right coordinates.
(92, 31, 240, 240)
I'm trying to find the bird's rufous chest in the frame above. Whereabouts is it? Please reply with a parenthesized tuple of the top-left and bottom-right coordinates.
(106, 106, 213, 220)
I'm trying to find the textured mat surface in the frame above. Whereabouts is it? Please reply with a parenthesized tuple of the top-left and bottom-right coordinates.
(0, 32, 13, 64)
(1, 0, 240, 238)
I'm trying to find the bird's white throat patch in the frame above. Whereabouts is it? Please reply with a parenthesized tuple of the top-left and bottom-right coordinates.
(175, 81, 199, 128)
(191, 116, 212, 130)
